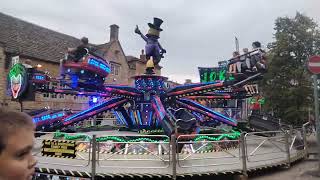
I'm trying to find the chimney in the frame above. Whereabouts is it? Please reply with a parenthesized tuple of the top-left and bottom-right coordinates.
(110, 24, 119, 41)
(140, 49, 146, 62)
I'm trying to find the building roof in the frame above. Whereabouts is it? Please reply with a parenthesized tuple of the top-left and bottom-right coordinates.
(126, 55, 142, 62)
(0, 12, 111, 63)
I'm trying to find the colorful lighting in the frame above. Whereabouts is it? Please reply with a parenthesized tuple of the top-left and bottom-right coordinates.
(34, 75, 45, 80)
(88, 58, 111, 73)
(199, 67, 235, 83)
(33, 112, 65, 124)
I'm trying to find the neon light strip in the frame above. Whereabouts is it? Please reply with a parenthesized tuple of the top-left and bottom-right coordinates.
(176, 100, 237, 126)
(33, 112, 65, 124)
(179, 98, 237, 124)
(113, 110, 124, 125)
(64, 97, 126, 123)
(133, 111, 139, 125)
(168, 81, 219, 92)
(113, 110, 128, 126)
(119, 111, 129, 126)
(148, 111, 153, 126)
(136, 111, 143, 125)
(129, 110, 136, 125)
(167, 82, 224, 96)
(88, 58, 111, 73)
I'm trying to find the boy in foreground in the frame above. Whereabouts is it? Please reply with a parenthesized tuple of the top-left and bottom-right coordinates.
(0, 109, 37, 180)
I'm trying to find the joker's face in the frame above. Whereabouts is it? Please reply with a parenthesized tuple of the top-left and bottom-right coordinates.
(11, 74, 22, 99)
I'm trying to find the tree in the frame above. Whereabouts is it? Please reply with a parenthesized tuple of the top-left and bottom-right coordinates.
(261, 12, 320, 126)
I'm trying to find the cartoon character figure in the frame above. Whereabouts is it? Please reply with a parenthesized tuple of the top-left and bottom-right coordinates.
(7, 63, 28, 99)
(135, 17, 166, 74)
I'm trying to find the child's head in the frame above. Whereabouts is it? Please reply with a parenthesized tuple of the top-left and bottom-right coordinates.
(0, 109, 37, 180)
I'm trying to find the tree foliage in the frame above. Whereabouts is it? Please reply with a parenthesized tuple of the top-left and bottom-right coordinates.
(261, 12, 320, 126)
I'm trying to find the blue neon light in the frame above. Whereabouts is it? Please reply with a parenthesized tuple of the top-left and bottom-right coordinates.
(33, 112, 65, 124)
(119, 112, 129, 126)
(88, 58, 110, 73)
(64, 102, 104, 122)
(180, 98, 236, 124)
(148, 111, 153, 126)
(34, 75, 45, 80)
(92, 97, 98, 103)
(64, 98, 123, 123)
(130, 110, 136, 125)
(113, 110, 128, 126)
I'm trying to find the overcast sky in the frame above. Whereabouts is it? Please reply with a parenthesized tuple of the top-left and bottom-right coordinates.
(1, 0, 320, 83)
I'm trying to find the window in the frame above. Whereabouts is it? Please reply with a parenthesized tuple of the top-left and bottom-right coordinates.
(111, 64, 115, 75)
(110, 63, 120, 76)
(115, 65, 119, 75)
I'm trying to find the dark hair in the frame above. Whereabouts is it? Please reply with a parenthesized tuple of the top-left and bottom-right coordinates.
(252, 41, 261, 48)
(81, 37, 89, 45)
(0, 109, 34, 153)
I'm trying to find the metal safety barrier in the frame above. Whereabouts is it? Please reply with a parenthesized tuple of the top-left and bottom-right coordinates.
(34, 124, 312, 180)
(176, 134, 240, 168)
(95, 134, 171, 169)
(244, 131, 287, 163)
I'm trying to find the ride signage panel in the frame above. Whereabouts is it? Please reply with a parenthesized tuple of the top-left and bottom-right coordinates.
(41, 140, 77, 158)
(198, 67, 234, 83)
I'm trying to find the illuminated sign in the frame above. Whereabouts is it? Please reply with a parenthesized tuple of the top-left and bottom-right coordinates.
(88, 58, 111, 73)
(34, 75, 45, 80)
(7, 63, 28, 99)
(41, 140, 77, 158)
(33, 112, 65, 124)
(198, 67, 234, 83)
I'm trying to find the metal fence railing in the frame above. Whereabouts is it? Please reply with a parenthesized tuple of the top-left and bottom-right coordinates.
(176, 134, 240, 168)
(34, 122, 313, 180)
(244, 131, 287, 163)
(95, 134, 171, 169)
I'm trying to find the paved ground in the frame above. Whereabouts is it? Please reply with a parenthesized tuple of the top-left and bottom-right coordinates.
(250, 160, 319, 180)
(250, 134, 319, 180)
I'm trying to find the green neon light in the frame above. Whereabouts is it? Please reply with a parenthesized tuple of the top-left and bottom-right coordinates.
(194, 130, 241, 142)
(9, 63, 25, 79)
(249, 97, 265, 105)
(53, 130, 241, 143)
(199, 68, 234, 83)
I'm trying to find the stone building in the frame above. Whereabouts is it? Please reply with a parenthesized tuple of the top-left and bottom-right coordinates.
(126, 50, 162, 84)
(0, 12, 160, 111)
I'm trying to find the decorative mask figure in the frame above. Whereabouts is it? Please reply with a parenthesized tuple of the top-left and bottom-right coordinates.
(135, 17, 166, 74)
(7, 63, 28, 99)
(11, 74, 22, 99)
